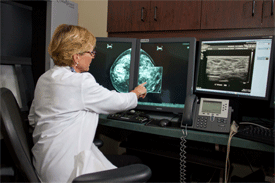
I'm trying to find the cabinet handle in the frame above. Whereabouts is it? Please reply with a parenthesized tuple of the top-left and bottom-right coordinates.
(252, 0, 255, 16)
(154, 6, 157, 21)
(272, 0, 274, 16)
(141, 7, 145, 22)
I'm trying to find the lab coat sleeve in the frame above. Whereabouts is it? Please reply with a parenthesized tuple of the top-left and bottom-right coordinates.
(82, 74, 138, 114)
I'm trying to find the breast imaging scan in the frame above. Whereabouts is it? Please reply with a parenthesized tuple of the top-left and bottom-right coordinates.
(137, 42, 190, 109)
(109, 48, 132, 93)
(90, 40, 191, 109)
(196, 38, 273, 99)
(138, 49, 163, 93)
(197, 41, 256, 94)
(89, 41, 133, 93)
(206, 55, 251, 83)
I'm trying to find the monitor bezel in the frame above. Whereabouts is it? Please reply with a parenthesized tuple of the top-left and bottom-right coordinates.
(270, 72, 275, 108)
(134, 37, 197, 114)
(194, 36, 274, 101)
(92, 37, 137, 93)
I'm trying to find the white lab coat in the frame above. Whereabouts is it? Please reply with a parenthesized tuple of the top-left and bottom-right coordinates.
(28, 66, 137, 182)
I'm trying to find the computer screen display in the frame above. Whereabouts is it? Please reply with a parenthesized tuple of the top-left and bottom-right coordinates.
(195, 36, 274, 100)
(89, 37, 137, 93)
(1, 2, 32, 58)
(134, 37, 196, 113)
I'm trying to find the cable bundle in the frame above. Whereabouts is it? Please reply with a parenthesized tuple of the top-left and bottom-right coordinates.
(225, 121, 239, 183)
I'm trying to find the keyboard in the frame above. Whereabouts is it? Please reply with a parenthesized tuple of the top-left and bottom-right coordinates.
(107, 111, 150, 123)
(235, 123, 274, 146)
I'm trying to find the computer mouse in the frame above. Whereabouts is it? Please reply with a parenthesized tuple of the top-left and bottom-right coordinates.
(159, 119, 171, 127)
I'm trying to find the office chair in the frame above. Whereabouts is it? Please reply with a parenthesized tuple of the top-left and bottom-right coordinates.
(0, 87, 152, 182)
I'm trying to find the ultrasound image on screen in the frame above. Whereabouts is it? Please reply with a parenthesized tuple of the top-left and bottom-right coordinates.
(196, 38, 273, 100)
(89, 42, 132, 93)
(197, 49, 255, 93)
(206, 56, 250, 82)
(138, 42, 190, 108)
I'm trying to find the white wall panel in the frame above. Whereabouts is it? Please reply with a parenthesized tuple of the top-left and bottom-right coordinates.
(45, 0, 78, 71)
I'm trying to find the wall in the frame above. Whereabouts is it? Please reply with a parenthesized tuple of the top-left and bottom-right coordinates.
(45, 1, 78, 70)
(71, 0, 108, 37)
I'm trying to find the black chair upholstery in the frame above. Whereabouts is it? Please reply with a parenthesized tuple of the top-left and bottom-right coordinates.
(0, 88, 40, 182)
(93, 138, 104, 148)
(73, 164, 152, 183)
(0, 87, 152, 182)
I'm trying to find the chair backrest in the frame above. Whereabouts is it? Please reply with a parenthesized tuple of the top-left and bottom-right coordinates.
(0, 87, 40, 182)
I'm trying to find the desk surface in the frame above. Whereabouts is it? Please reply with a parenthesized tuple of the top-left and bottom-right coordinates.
(99, 115, 274, 153)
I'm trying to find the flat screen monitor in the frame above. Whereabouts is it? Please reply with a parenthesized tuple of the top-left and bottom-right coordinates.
(134, 37, 196, 114)
(195, 36, 274, 100)
(89, 37, 137, 93)
(1, 1, 32, 58)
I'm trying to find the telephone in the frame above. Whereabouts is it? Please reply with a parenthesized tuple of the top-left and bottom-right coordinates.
(181, 94, 232, 133)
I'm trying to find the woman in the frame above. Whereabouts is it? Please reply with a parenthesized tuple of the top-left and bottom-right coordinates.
(28, 24, 147, 182)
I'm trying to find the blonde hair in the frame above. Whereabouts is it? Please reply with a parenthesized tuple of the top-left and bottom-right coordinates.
(48, 24, 96, 66)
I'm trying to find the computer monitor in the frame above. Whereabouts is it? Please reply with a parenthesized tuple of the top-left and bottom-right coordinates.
(1, 1, 35, 112)
(89, 37, 137, 93)
(1, 1, 32, 58)
(134, 37, 196, 114)
(195, 36, 274, 101)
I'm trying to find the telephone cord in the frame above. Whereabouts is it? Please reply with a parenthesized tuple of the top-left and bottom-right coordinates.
(180, 124, 188, 183)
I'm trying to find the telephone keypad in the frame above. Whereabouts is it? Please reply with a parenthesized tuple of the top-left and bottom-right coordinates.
(196, 116, 207, 128)
(196, 116, 230, 131)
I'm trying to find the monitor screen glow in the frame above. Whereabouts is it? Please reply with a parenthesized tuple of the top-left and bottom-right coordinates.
(135, 38, 196, 114)
(195, 36, 274, 100)
(89, 38, 137, 93)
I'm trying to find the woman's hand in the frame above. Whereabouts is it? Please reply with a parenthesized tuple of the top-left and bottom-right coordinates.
(131, 82, 147, 99)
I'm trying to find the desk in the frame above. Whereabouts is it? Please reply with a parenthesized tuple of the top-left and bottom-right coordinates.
(99, 114, 274, 153)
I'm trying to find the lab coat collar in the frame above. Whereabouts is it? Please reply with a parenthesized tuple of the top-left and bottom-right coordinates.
(53, 65, 73, 72)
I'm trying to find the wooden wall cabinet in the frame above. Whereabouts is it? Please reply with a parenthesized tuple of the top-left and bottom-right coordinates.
(107, 1, 133, 32)
(261, 0, 275, 27)
(107, 0, 201, 32)
(107, 0, 274, 33)
(201, 0, 274, 29)
(149, 1, 201, 31)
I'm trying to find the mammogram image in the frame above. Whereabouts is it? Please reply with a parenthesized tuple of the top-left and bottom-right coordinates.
(110, 48, 132, 93)
(110, 48, 163, 93)
(206, 56, 250, 82)
(138, 49, 163, 93)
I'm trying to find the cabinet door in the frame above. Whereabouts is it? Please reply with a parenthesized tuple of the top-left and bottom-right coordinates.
(201, 0, 262, 29)
(150, 1, 201, 31)
(130, 1, 152, 32)
(107, 0, 132, 32)
(107, 0, 201, 32)
(262, 0, 275, 27)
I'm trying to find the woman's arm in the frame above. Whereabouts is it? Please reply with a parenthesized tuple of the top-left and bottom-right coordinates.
(82, 74, 145, 114)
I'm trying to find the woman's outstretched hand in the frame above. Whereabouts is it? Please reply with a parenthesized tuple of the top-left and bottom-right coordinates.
(131, 82, 147, 99)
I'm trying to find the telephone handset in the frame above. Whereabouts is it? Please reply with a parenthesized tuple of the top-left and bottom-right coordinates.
(181, 94, 197, 127)
(181, 95, 232, 133)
